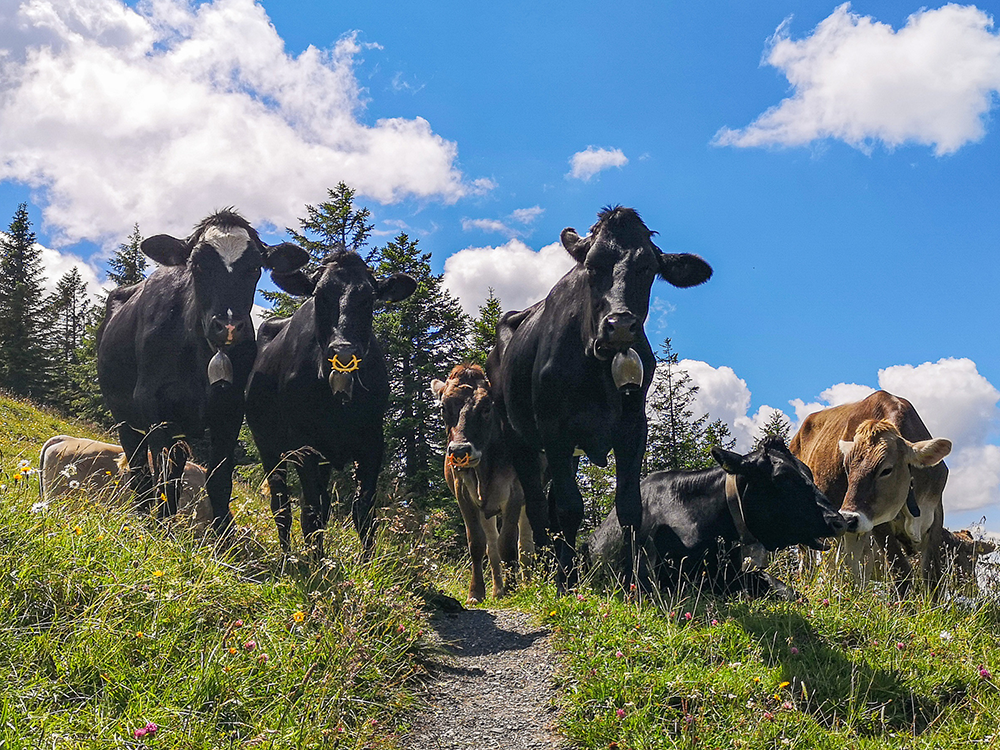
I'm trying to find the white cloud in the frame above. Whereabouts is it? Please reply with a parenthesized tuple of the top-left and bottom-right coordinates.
(39, 245, 109, 303)
(789, 382, 876, 426)
(567, 146, 628, 181)
(0, 0, 484, 246)
(441, 239, 574, 316)
(714, 3, 1000, 155)
(460, 205, 546, 239)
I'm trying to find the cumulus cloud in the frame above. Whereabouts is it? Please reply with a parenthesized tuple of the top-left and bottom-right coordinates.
(714, 3, 1000, 154)
(0, 0, 483, 246)
(461, 206, 545, 238)
(567, 146, 628, 181)
(789, 382, 876, 426)
(441, 239, 574, 316)
(39, 246, 109, 303)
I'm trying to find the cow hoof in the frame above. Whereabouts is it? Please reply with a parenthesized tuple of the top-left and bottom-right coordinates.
(466, 596, 482, 606)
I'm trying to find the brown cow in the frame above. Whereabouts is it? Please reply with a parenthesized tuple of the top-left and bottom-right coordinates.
(789, 391, 951, 589)
(39, 435, 211, 526)
(430, 364, 534, 604)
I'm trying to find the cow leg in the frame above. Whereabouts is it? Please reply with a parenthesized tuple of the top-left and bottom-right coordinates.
(547, 452, 584, 593)
(261, 451, 292, 553)
(119, 426, 153, 511)
(352, 437, 383, 551)
(481, 508, 506, 600)
(920, 503, 945, 595)
(204, 414, 241, 536)
(497, 478, 524, 587)
(613, 417, 647, 592)
(454, 478, 488, 604)
(510, 446, 549, 553)
(317, 460, 334, 528)
(297, 454, 325, 560)
(147, 424, 186, 519)
(517, 505, 535, 580)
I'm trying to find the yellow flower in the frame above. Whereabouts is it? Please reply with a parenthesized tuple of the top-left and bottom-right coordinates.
(228, 647, 237, 655)
(779, 681, 791, 689)
(135, 631, 144, 638)
(153, 570, 165, 578)
(293, 611, 306, 623)
(73, 526, 82, 535)
(549, 610, 558, 617)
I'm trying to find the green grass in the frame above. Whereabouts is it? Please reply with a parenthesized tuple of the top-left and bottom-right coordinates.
(504, 564, 1000, 749)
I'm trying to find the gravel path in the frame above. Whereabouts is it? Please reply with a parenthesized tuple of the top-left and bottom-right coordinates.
(400, 608, 566, 749)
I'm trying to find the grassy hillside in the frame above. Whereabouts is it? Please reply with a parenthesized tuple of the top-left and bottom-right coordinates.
(0, 391, 442, 748)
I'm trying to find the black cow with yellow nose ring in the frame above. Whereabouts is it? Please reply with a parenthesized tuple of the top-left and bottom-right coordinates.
(245, 249, 416, 556)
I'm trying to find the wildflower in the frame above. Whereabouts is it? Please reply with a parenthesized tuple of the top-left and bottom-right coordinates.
(69, 480, 80, 490)
(782, 701, 794, 710)
(549, 610, 557, 617)
(243, 640, 257, 651)
(684, 612, 692, 621)
(616, 708, 626, 719)
(60, 464, 78, 478)
(896, 642, 905, 650)
(790, 647, 799, 655)
(711, 619, 719, 626)
(228, 647, 237, 655)
(18, 459, 31, 472)
(779, 681, 790, 689)
(13, 474, 22, 482)
(135, 631, 144, 639)
(577, 593, 586, 601)
(684, 714, 695, 724)
(233, 619, 244, 629)
(979, 665, 992, 680)
(73, 526, 82, 535)
(258, 653, 269, 664)
(762, 711, 775, 721)
(822, 598, 830, 606)
(293, 610, 306, 623)
(153, 570, 165, 578)
(397, 624, 406, 633)
(30, 501, 49, 513)
(615, 650, 624, 658)
(939, 631, 953, 642)
(134, 728, 147, 739)
(145, 723, 158, 736)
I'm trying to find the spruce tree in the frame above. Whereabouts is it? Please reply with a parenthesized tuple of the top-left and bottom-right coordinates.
(645, 338, 707, 473)
(754, 410, 792, 448)
(107, 223, 146, 287)
(370, 233, 469, 507)
(47, 267, 92, 410)
(263, 183, 374, 318)
(0, 203, 53, 400)
(467, 287, 502, 365)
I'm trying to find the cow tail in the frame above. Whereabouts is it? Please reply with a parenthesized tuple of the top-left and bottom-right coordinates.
(38, 440, 49, 501)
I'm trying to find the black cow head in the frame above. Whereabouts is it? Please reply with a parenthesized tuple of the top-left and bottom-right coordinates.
(272, 249, 416, 404)
(560, 206, 712, 361)
(430, 364, 493, 470)
(711, 437, 848, 552)
(140, 209, 308, 350)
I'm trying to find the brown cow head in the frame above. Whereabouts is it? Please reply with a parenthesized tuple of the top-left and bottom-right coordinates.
(430, 364, 493, 471)
(837, 419, 951, 534)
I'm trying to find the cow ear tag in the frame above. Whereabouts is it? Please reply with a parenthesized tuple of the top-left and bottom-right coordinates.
(208, 350, 234, 385)
(611, 348, 643, 390)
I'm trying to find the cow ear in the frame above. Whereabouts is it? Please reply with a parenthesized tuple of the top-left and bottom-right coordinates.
(838, 439, 854, 460)
(270, 269, 316, 297)
(430, 379, 447, 404)
(711, 446, 747, 475)
(141, 234, 190, 266)
(908, 437, 952, 467)
(561, 228, 589, 263)
(377, 273, 417, 303)
(264, 243, 310, 274)
(657, 252, 713, 288)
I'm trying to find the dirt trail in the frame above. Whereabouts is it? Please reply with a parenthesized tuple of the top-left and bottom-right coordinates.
(400, 608, 566, 749)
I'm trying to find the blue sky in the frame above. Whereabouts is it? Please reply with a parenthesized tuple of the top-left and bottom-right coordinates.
(2, 0, 1000, 529)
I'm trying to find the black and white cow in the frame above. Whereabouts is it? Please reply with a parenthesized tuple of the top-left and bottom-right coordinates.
(245, 250, 416, 556)
(486, 206, 712, 590)
(97, 210, 308, 532)
(587, 438, 848, 598)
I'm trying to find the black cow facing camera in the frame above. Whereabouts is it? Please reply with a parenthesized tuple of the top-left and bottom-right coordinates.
(245, 249, 416, 557)
(487, 206, 712, 592)
(97, 209, 309, 533)
(586, 437, 848, 599)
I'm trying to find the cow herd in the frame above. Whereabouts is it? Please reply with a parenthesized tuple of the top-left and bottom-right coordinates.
(34, 204, 969, 607)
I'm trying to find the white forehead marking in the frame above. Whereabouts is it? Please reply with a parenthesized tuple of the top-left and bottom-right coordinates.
(202, 225, 252, 270)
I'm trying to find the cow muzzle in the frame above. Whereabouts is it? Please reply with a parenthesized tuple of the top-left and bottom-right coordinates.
(446, 442, 481, 470)
(207, 314, 251, 348)
(839, 510, 873, 535)
(594, 312, 638, 358)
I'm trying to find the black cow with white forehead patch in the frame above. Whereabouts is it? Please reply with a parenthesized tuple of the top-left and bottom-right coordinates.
(97, 209, 308, 533)
(586, 438, 848, 598)
(486, 206, 712, 591)
(245, 250, 416, 555)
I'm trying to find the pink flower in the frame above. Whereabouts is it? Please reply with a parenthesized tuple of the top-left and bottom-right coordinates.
(577, 593, 586, 601)
(821, 598, 830, 607)
(711, 619, 719, 626)
(979, 665, 992, 680)
(896, 642, 905, 650)
(134, 728, 147, 739)
(762, 711, 775, 721)
(145, 723, 158, 735)
(616, 708, 626, 719)
(258, 653, 269, 663)
(243, 640, 257, 651)
(615, 650, 624, 658)
(790, 647, 799, 655)
(233, 619, 243, 629)
(684, 612, 692, 621)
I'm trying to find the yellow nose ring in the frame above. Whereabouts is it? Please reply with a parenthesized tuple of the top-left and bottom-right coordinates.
(328, 354, 361, 373)
(446, 453, 473, 469)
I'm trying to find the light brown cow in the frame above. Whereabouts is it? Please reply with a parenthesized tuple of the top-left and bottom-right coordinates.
(431, 364, 534, 604)
(789, 391, 951, 589)
(39, 435, 211, 526)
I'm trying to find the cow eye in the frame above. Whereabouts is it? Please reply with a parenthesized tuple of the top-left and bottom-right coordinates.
(879, 466, 893, 478)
